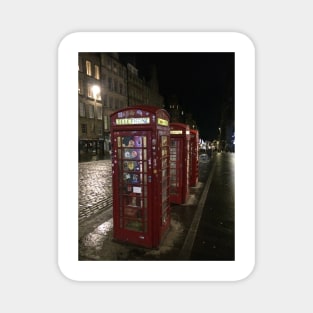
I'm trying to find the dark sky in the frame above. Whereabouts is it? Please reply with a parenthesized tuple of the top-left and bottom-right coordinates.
(119, 52, 234, 140)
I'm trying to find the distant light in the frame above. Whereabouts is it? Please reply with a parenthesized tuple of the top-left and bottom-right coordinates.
(92, 85, 100, 98)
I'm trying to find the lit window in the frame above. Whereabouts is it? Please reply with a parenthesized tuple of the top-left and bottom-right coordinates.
(92, 85, 101, 100)
(86, 60, 92, 76)
(87, 85, 101, 100)
(94, 65, 100, 80)
(104, 116, 108, 130)
(78, 79, 83, 94)
(87, 85, 93, 98)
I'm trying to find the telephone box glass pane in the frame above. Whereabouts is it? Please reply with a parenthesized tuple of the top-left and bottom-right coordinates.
(161, 135, 170, 225)
(117, 135, 148, 233)
(170, 139, 179, 195)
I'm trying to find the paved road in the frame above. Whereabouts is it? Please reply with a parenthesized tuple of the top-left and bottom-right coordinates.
(190, 152, 235, 260)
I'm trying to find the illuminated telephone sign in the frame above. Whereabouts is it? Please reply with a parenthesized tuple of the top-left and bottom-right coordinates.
(157, 118, 169, 126)
(116, 117, 150, 125)
(169, 123, 190, 204)
(110, 105, 171, 248)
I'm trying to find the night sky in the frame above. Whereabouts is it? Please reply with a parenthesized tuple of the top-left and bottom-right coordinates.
(119, 52, 234, 141)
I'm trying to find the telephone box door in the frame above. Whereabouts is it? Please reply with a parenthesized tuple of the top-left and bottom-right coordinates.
(170, 123, 190, 204)
(170, 137, 184, 204)
(112, 131, 153, 248)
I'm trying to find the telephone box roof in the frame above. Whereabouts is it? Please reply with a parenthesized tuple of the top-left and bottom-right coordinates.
(110, 105, 169, 118)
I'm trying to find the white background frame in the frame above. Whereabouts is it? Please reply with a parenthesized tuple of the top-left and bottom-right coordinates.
(58, 32, 255, 281)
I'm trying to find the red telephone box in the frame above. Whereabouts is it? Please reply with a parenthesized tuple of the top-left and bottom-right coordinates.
(169, 123, 190, 204)
(110, 106, 171, 248)
(189, 129, 199, 187)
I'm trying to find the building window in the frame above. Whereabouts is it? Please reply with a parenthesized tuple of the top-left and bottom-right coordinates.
(87, 85, 101, 100)
(104, 115, 108, 130)
(113, 62, 117, 73)
(87, 85, 93, 98)
(108, 58, 112, 70)
(103, 94, 107, 107)
(78, 79, 83, 95)
(79, 102, 86, 117)
(88, 104, 94, 118)
(78, 58, 83, 72)
(108, 77, 113, 91)
(96, 106, 102, 120)
(86, 60, 92, 76)
(98, 125, 102, 136)
(94, 65, 100, 80)
(81, 124, 87, 134)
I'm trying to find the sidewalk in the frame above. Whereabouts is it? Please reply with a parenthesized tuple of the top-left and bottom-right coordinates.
(79, 155, 216, 261)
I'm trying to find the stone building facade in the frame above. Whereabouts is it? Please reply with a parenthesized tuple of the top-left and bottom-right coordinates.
(78, 53, 164, 160)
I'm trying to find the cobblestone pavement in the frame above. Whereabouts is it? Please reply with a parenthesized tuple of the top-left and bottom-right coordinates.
(79, 160, 112, 226)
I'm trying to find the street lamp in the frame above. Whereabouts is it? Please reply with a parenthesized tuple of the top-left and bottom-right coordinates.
(218, 127, 221, 152)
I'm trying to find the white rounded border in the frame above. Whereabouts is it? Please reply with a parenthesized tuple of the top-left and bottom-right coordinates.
(58, 32, 255, 281)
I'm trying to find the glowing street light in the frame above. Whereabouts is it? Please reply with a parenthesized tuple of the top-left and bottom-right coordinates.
(92, 85, 100, 99)
(218, 127, 221, 152)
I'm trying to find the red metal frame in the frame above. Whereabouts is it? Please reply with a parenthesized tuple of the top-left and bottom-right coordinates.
(169, 123, 190, 204)
(110, 106, 170, 248)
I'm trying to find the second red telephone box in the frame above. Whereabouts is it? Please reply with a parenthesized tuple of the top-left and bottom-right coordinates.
(189, 129, 199, 187)
(110, 105, 171, 248)
(169, 123, 190, 204)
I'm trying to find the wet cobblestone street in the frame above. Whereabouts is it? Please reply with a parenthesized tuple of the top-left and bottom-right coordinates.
(79, 160, 112, 223)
